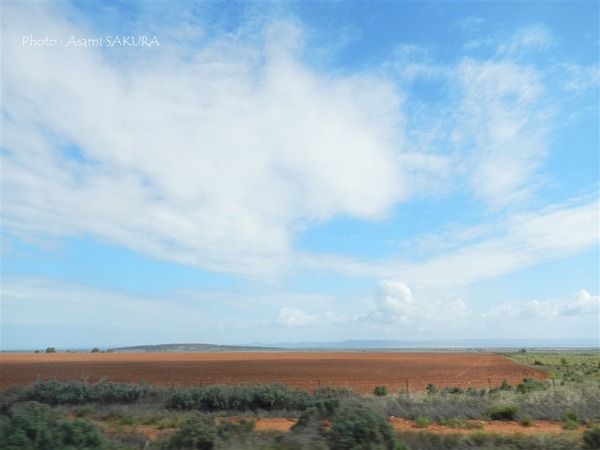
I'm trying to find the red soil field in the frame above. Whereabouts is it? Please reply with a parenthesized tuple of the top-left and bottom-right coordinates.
(0, 352, 547, 394)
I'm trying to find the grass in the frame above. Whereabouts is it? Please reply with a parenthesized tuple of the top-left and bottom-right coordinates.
(505, 351, 600, 384)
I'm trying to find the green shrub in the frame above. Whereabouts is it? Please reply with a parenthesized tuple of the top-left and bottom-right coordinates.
(583, 427, 600, 449)
(0, 401, 117, 450)
(563, 419, 579, 430)
(373, 385, 389, 397)
(167, 383, 313, 412)
(216, 417, 255, 443)
(415, 417, 431, 428)
(75, 404, 94, 417)
(521, 415, 533, 427)
(328, 405, 398, 450)
(314, 386, 355, 398)
(521, 416, 533, 427)
(485, 404, 518, 421)
(426, 383, 437, 395)
(294, 398, 340, 429)
(26, 380, 151, 405)
(117, 413, 136, 426)
(564, 410, 579, 422)
(159, 414, 216, 449)
(398, 430, 581, 450)
(441, 386, 464, 395)
(516, 377, 549, 394)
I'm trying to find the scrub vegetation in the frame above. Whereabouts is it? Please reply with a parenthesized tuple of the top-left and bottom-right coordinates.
(1, 351, 598, 449)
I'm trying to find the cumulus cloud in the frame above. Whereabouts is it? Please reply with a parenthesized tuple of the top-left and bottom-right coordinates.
(500, 291, 599, 322)
(561, 290, 599, 316)
(369, 279, 415, 323)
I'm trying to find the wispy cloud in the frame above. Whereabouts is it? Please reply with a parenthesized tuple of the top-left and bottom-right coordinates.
(301, 198, 598, 290)
(3, 3, 409, 278)
(456, 59, 548, 208)
(498, 24, 555, 56)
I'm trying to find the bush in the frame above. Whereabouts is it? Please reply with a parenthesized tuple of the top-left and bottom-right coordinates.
(216, 417, 255, 443)
(440, 386, 464, 395)
(426, 383, 437, 395)
(583, 427, 600, 449)
(521, 415, 533, 427)
(563, 419, 579, 430)
(516, 377, 549, 394)
(415, 417, 431, 428)
(485, 404, 518, 421)
(314, 386, 355, 398)
(564, 410, 579, 422)
(26, 380, 152, 405)
(328, 405, 398, 450)
(294, 398, 340, 429)
(166, 383, 313, 412)
(159, 414, 216, 449)
(0, 401, 117, 450)
(398, 430, 581, 450)
(45, 347, 56, 353)
(374, 386, 389, 397)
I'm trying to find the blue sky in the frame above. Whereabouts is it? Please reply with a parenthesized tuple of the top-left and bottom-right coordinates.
(2, 1, 599, 350)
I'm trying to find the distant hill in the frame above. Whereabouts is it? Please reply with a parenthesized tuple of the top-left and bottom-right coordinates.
(110, 343, 281, 352)
(109, 339, 598, 353)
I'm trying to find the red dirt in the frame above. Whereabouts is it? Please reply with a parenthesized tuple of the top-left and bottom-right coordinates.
(0, 352, 547, 393)
(254, 417, 585, 436)
(98, 417, 586, 440)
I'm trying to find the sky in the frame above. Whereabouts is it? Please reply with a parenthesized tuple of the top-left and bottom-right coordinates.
(1, 1, 599, 350)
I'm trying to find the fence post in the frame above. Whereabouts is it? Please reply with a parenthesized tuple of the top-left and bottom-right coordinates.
(405, 378, 410, 400)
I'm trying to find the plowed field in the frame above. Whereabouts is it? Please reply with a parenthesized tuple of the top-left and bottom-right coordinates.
(0, 352, 547, 393)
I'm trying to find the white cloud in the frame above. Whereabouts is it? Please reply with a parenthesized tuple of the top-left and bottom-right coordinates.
(561, 290, 599, 316)
(563, 63, 600, 94)
(490, 291, 599, 323)
(456, 59, 548, 208)
(523, 299, 562, 320)
(453, 16, 485, 33)
(275, 307, 318, 327)
(498, 24, 555, 55)
(369, 279, 415, 323)
(2, 3, 413, 278)
(302, 198, 598, 292)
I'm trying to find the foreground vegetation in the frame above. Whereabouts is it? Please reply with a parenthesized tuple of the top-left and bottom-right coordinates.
(1, 351, 599, 449)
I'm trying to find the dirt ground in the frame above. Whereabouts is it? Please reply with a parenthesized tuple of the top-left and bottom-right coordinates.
(253, 417, 585, 436)
(0, 351, 547, 393)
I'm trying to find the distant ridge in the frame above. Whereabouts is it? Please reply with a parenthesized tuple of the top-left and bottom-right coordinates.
(109, 339, 599, 353)
(111, 343, 281, 352)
